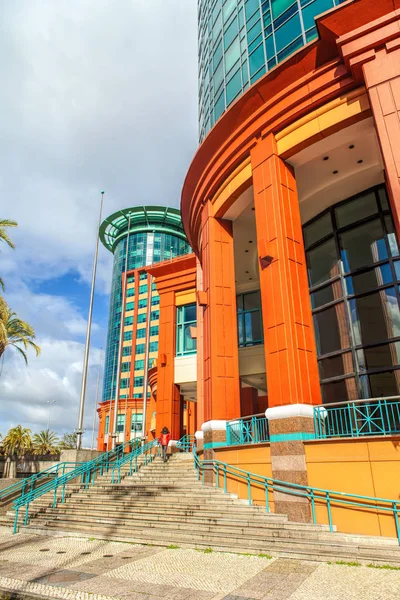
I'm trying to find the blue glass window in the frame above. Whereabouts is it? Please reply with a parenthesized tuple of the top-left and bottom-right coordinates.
(127, 288, 135, 297)
(139, 284, 148, 294)
(136, 328, 146, 339)
(274, 12, 302, 54)
(124, 331, 132, 341)
(131, 412, 143, 431)
(149, 341, 158, 353)
(105, 415, 109, 434)
(116, 414, 125, 433)
(122, 346, 132, 356)
(249, 44, 265, 76)
(237, 291, 263, 347)
(135, 360, 144, 370)
(134, 376, 144, 388)
(125, 316, 133, 326)
(226, 69, 242, 105)
(150, 326, 159, 337)
(136, 343, 145, 354)
(120, 378, 130, 389)
(224, 18, 238, 49)
(302, 0, 333, 31)
(126, 302, 134, 311)
(121, 362, 130, 372)
(176, 304, 197, 356)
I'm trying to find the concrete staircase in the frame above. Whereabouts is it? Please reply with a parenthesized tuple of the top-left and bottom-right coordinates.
(7, 454, 400, 565)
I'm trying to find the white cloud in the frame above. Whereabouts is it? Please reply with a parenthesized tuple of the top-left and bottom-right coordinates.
(0, 0, 198, 440)
(0, 338, 102, 446)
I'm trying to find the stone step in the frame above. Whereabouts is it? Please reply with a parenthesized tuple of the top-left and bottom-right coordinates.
(26, 520, 400, 564)
(39, 507, 320, 531)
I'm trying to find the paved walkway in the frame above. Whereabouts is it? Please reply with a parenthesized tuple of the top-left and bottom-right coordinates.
(0, 527, 398, 600)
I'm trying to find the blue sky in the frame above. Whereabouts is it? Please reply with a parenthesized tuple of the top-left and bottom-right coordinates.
(0, 0, 198, 446)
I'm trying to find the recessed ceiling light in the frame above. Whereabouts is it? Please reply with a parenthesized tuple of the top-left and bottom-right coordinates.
(349, 144, 355, 149)
(249, 240, 253, 243)
(323, 156, 329, 161)
(251, 207, 255, 211)
(245, 271, 249, 274)
(249, 278, 252, 280)
(357, 159, 363, 164)
(333, 170, 338, 174)
(245, 250, 249, 253)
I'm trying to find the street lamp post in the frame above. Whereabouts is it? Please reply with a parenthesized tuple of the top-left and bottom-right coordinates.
(76, 191, 104, 450)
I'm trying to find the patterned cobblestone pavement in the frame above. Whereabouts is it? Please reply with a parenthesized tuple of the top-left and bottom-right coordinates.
(0, 527, 398, 600)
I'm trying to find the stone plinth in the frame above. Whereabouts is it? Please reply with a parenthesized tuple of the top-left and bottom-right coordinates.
(266, 405, 315, 523)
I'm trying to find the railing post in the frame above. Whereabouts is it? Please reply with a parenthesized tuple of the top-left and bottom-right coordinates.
(247, 473, 252, 506)
(223, 466, 227, 494)
(310, 488, 316, 524)
(216, 464, 219, 488)
(24, 504, 29, 526)
(393, 502, 400, 545)
(326, 491, 333, 532)
(13, 508, 19, 534)
(265, 480, 270, 513)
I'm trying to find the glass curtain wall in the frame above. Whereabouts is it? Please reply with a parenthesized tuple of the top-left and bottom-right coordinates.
(303, 185, 400, 402)
(198, 0, 348, 140)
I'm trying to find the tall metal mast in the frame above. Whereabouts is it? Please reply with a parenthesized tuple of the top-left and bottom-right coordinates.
(76, 191, 104, 450)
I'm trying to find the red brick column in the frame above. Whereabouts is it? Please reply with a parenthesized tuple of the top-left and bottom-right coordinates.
(201, 201, 240, 422)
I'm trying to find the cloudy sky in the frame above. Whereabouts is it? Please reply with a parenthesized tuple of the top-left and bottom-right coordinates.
(0, 0, 198, 446)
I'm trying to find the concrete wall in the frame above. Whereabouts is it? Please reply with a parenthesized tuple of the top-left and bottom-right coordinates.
(0, 456, 59, 477)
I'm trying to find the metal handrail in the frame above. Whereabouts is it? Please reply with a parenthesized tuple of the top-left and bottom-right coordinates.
(0, 462, 82, 502)
(176, 435, 195, 452)
(192, 446, 400, 544)
(111, 439, 159, 483)
(226, 415, 269, 446)
(11, 436, 145, 533)
(314, 398, 400, 439)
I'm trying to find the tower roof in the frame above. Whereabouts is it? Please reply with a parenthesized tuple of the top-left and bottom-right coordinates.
(100, 205, 187, 253)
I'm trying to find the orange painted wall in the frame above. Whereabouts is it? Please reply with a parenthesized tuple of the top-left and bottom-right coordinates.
(305, 437, 400, 539)
(214, 445, 273, 509)
(210, 437, 400, 539)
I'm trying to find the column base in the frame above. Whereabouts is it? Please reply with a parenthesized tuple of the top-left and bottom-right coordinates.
(266, 405, 315, 523)
(201, 421, 226, 485)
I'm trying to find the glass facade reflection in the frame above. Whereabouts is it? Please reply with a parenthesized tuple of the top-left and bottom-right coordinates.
(198, 0, 347, 140)
(237, 291, 263, 347)
(303, 186, 400, 403)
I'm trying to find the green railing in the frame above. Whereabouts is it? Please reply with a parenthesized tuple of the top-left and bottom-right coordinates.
(0, 462, 81, 503)
(176, 435, 196, 452)
(192, 448, 400, 544)
(226, 414, 269, 446)
(111, 439, 159, 483)
(11, 437, 144, 533)
(314, 397, 400, 439)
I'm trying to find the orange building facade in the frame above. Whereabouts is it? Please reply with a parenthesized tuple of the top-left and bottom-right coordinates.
(141, 0, 400, 523)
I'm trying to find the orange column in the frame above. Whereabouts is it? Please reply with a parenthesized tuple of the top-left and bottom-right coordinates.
(156, 291, 180, 438)
(361, 45, 400, 235)
(201, 201, 240, 421)
(196, 258, 205, 427)
(250, 134, 321, 408)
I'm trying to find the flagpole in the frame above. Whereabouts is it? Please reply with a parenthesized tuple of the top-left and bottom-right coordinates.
(76, 191, 104, 450)
(91, 347, 102, 450)
(111, 216, 131, 449)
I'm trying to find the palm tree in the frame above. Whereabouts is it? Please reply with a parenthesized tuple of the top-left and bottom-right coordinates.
(0, 302, 40, 364)
(2, 425, 32, 478)
(0, 219, 17, 291)
(0, 219, 17, 249)
(58, 432, 77, 450)
(2, 426, 32, 457)
(32, 429, 59, 455)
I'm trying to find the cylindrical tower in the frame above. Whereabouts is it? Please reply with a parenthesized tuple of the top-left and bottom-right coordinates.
(97, 206, 191, 450)
(198, 0, 347, 140)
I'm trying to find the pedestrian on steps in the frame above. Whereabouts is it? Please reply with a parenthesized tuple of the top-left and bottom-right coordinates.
(158, 427, 171, 463)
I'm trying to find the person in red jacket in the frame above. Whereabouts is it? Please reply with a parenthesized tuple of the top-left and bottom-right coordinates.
(158, 427, 171, 462)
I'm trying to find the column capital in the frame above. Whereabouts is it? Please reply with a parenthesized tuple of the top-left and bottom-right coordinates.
(201, 420, 227, 432)
(265, 404, 314, 421)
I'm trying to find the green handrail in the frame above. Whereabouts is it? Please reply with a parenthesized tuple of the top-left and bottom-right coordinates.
(111, 439, 159, 483)
(0, 462, 81, 502)
(314, 397, 400, 439)
(176, 435, 195, 452)
(226, 414, 269, 446)
(11, 437, 143, 533)
(192, 447, 400, 544)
